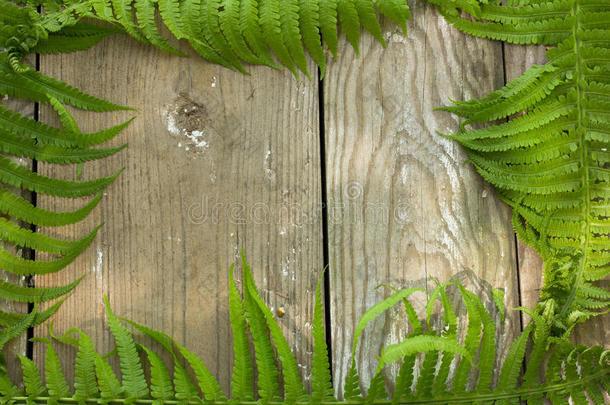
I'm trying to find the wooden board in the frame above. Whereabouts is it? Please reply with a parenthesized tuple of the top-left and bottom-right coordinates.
(35, 35, 323, 390)
(16, 3, 606, 396)
(324, 2, 521, 394)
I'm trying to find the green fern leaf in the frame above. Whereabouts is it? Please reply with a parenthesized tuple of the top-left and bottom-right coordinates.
(0, 155, 122, 197)
(134, 0, 185, 56)
(0, 306, 37, 351)
(94, 354, 123, 401)
(241, 257, 281, 401)
(239, 0, 282, 68)
(200, 0, 248, 73)
(373, 0, 410, 34)
(119, 318, 201, 402)
(278, 0, 311, 78)
(18, 355, 45, 401)
(318, 0, 339, 57)
(452, 285, 483, 393)
(298, 0, 326, 77)
(0, 56, 130, 111)
(67, 330, 100, 403)
(103, 296, 148, 399)
(337, 0, 361, 56)
(218, 0, 273, 67)
(0, 300, 63, 329)
(310, 273, 334, 402)
(138, 344, 174, 403)
(0, 188, 103, 227)
(175, 342, 226, 402)
(242, 256, 305, 402)
(5, 274, 609, 405)
(258, 0, 299, 77)
(0, 276, 82, 303)
(496, 324, 532, 392)
(439, 0, 610, 330)
(355, 0, 385, 46)
(109, 0, 147, 43)
(40, 340, 70, 400)
(228, 265, 254, 401)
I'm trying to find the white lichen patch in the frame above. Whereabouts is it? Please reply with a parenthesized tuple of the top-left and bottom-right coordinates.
(163, 94, 212, 157)
(384, 30, 408, 45)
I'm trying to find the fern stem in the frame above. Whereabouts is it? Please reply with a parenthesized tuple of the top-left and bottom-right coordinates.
(557, 0, 590, 320)
(6, 368, 607, 405)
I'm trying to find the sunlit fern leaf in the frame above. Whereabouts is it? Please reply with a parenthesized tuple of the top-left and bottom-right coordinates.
(200, 0, 249, 74)
(310, 272, 334, 403)
(103, 296, 148, 400)
(0, 300, 63, 329)
(12, 0, 411, 76)
(435, 0, 610, 331)
(242, 256, 306, 403)
(218, 0, 272, 68)
(133, 0, 185, 57)
(0, 38, 129, 342)
(228, 265, 254, 402)
(0, 308, 37, 351)
(297, 0, 326, 78)
(2, 269, 609, 405)
(337, 0, 361, 56)
(240, 256, 281, 401)
(259, 0, 299, 77)
(137, 344, 173, 404)
(31, 22, 121, 55)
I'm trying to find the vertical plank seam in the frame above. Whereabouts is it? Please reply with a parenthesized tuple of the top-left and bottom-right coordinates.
(501, 41, 525, 334)
(317, 66, 334, 385)
(25, 47, 42, 360)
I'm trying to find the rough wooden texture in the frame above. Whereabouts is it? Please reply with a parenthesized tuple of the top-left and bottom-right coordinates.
(0, 88, 33, 382)
(16, 4, 606, 396)
(324, 2, 521, 394)
(35, 36, 323, 390)
(504, 43, 609, 347)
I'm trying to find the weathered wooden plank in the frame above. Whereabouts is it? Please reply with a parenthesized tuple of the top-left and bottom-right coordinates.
(1, 82, 34, 383)
(324, 2, 521, 394)
(35, 35, 323, 390)
(504, 44, 609, 347)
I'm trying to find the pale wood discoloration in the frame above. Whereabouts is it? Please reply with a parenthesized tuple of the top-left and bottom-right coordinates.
(35, 36, 323, 390)
(324, 3, 521, 394)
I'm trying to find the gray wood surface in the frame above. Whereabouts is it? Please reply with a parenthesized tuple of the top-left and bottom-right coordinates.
(35, 36, 323, 390)
(6, 4, 603, 396)
(324, 3, 522, 393)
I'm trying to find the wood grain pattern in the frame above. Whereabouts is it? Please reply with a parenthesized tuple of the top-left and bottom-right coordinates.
(324, 2, 521, 394)
(504, 43, 609, 347)
(1, 88, 33, 382)
(34, 35, 323, 390)
(14, 4, 606, 395)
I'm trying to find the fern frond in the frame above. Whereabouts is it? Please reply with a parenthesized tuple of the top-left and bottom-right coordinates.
(2, 271, 608, 405)
(310, 273, 334, 403)
(228, 265, 254, 401)
(240, 257, 281, 402)
(12, 0, 411, 76)
(439, 0, 610, 331)
(242, 257, 305, 403)
(103, 296, 148, 400)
